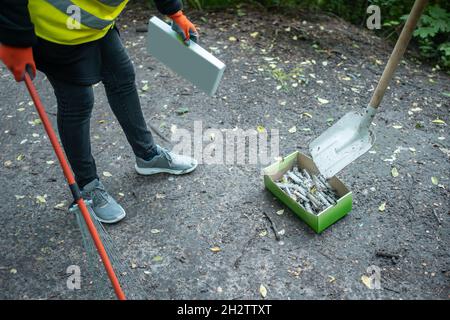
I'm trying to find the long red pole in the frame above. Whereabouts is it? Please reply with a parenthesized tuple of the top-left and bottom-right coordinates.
(24, 73, 126, 300)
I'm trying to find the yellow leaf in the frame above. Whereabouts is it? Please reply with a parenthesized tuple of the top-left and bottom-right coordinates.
(54, 202, 66, 209)
(256, 125, 266, 133)
(36, 195, 46, 204)
(378, 202, 386, 212)
(391, 167, 399, 177)
(259, 284, 267, 298)
(102, 171, 112, 177)
(432, 119, 446, 125)
(431, 177, 439, 185)
(317, 97, 329, 104)
(250, 32, 259, 38)
(361, 275, 372, 288)
(210, 246, 221, 253)
(302, 112, 313, 118)
(228, 36, 237, 42)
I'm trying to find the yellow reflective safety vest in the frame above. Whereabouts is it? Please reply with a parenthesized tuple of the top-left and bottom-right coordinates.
(28, 0, 129, 45)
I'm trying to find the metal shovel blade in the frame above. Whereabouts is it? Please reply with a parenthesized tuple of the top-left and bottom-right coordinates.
(309, 107, 376, 179)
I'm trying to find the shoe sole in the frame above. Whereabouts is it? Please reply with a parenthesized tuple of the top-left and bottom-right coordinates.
(95, 209, 127, 224)
(134, 161, 198, 176)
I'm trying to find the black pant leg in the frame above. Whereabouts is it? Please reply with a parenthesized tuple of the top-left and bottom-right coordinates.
(99, 28, 157, 160)
(47, 75, 98, 188)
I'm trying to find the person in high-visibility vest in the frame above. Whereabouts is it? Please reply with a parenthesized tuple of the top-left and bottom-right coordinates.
(0, 1, 199, 223)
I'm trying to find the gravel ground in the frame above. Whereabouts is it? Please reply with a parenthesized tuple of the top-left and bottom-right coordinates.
(0, 3, 449, 300)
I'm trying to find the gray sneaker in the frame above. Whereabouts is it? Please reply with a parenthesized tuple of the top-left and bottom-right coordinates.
(135, 145, 198, 175)
(80, 179, 126, 224)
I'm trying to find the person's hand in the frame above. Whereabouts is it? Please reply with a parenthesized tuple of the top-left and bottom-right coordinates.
(168, 11, 198, 45)
(0, 45, 36, 82)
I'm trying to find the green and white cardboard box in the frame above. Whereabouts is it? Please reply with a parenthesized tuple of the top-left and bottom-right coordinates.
(263, 151, 353, 233)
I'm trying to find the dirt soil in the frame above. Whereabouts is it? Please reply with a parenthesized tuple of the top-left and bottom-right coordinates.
(0, 3, 449, 300)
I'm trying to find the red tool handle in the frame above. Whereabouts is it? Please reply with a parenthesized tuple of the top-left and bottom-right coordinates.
(23, 72, 126, 300)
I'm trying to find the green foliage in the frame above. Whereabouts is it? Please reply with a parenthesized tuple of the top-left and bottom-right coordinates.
(379, 2, 450, 67)
(145, 0, 450, 68)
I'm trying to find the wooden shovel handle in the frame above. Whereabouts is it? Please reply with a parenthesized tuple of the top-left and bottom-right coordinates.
(369, 0, 428, 109)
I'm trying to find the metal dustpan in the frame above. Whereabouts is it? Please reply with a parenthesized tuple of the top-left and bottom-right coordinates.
(310, 107, 376, 178)
(309, 0, 428, 179)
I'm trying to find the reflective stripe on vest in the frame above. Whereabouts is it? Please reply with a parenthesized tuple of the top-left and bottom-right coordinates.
(46, 0, 113, 30)
(97, 0, 126, 6)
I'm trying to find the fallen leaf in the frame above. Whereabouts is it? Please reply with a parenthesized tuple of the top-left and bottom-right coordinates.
(141, 83, 149, 92)
(54, 202, 66, 209)
(317, 97, 329, 104)
(15, 195, 25, 200)
(432, 119, 446, 125)
(378, 202, 386, 212)
(288, 126, 297, 133)
(259, 230, 267, 237)
(302, 112, 313, 118)
(431, 177, 439, 185)
(17, 154, 25, 161)
(276, 209, 284, 216)
(102, 171, 112, 177)
(228, 36, 237, 42)
(256, 125, 265, 133)
(361, 275, 372, 288)
(259, 284, 267, 298)
(250, 32, 259, 38)
(176, 107, 189, 115)
(210, 246, 221, 253)
(10, 268, 17, 274)
(391, 167, 399, 177)
(152, 255, 163, 262)
(36, 195, 46, 204)
(150, 229, 160, 234)
(4, 160, 13, 167)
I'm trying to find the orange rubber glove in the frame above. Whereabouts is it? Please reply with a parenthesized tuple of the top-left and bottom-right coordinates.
(0, 45, 36, 82)
(168, 10, 198, 45)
